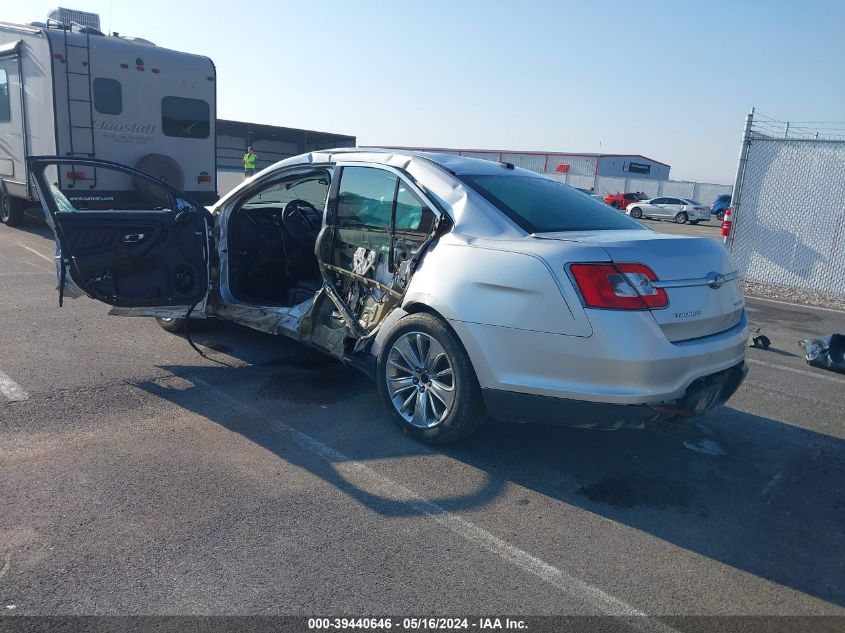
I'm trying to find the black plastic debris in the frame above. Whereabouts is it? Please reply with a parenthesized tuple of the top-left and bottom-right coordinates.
(750, 334, 771, 349)
(799, 334, 845, 374)
(749, 327, 771, 349)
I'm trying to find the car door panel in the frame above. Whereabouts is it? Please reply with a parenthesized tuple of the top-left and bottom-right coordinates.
(28, 157, 210, 312)
(666, 198, 684, 218)
(644, 200, 661, 218)
(302, 163, 442, 357)
(56, 211, 205, 306)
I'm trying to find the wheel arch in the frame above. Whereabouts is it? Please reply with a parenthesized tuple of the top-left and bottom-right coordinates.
(370, 301, 493, 390)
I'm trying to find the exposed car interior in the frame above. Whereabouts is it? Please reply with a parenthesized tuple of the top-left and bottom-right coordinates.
(227, 171, 330, 306)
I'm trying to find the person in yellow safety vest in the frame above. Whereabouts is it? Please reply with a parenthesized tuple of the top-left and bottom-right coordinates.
(243, 146, 257, 179)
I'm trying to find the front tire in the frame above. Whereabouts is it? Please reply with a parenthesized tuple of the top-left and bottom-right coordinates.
(610, 201, 619, 209)
(716, 211, 725, 221)
(156, 317, 186, 333)
(630, 207, 643, 219)
(377, 313, 486, 444)
(674, 212, 688, 224)
(689, 220, 699, 225)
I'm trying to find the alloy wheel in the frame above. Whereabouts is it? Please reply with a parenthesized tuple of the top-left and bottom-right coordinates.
(386, 331, 455, 429)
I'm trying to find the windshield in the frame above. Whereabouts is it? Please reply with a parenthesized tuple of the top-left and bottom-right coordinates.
(241, 173, 330, 211)
(461, 175, 646, 233)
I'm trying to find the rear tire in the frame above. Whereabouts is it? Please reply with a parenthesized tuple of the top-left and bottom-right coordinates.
(630, 207, 642, 219)
(134, 154, 185, 206)
(716, 211, 725, 221)
(674, 212, 688, 224)
(156, 317, 186, 333)
(0, 190, 26, 227)
(690, 220, 699, 225)
(377, 313, 486, 444)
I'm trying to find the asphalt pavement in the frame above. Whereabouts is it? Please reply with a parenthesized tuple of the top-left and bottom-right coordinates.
(2, 214, 844, 617)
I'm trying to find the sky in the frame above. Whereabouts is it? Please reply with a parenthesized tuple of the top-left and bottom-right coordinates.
(6, 0, 845, 183)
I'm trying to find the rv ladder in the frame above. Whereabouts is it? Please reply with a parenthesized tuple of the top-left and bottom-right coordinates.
(61, 27, 97, 190)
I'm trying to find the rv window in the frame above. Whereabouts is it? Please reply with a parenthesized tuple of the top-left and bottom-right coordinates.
(161, 97, 210, 139)
(0, 70, 9, 122)
(93, 78, 122, 115)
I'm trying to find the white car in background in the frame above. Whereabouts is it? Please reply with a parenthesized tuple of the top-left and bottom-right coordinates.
(626, 197, 712, 224)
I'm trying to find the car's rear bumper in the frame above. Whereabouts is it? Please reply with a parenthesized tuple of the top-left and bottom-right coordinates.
(482, 361, 747, 429)
(450, 310, 749, 407)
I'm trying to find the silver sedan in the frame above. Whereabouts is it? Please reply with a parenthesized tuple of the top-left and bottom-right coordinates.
(29, 150, 748, 444)
(626, 197, 713, 224)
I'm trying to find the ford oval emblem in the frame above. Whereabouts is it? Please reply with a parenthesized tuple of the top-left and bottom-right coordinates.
(707, 272, 726, 289)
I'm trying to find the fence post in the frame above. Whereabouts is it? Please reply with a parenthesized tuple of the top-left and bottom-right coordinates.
(727, 108, 754, 250)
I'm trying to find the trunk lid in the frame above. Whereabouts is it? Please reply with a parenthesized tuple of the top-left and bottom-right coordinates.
(538, 230, 745, 342)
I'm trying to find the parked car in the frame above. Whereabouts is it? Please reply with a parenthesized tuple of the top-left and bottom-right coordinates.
(28, 150, 748, 444)
(574, 187, 604, 201)
(604, 191, 649, 209)
(626, 197, 712, 224)
(711, 194, 731, 221)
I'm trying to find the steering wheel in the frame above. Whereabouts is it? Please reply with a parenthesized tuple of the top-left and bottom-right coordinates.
(281, 199, 320, 244)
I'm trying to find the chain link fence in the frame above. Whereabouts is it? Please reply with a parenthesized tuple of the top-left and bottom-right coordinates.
(728, 112, 845, 298)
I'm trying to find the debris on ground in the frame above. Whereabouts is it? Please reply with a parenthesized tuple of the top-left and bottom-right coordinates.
(749, 327, 771, 349)
(799, 334, 845, 374)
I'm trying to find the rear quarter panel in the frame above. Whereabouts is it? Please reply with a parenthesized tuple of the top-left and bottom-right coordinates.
(402, 236, 594, 338)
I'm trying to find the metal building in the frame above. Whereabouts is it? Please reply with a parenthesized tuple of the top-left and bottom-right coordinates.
(384, 147, 671, 180)
(216, 119, 355, 195)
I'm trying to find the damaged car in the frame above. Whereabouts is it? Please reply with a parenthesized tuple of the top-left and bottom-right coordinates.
(28, 150, 749, 444)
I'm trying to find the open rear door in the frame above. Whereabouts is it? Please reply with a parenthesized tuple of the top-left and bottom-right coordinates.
(28, 157, 211, 318)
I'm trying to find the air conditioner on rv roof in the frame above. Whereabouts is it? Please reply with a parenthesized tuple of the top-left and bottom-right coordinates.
(47, 7, 101, 30)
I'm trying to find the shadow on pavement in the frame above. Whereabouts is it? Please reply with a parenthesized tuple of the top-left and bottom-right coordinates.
(2, 210, 54, 241)
(138, 320, 845, 608)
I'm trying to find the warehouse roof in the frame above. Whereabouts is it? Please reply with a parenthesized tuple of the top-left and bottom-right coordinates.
(383, 146, 671, 168)
(217, 119, 356, 145)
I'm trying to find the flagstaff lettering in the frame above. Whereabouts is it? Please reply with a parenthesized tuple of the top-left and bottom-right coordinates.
(93, 120, 157, 144)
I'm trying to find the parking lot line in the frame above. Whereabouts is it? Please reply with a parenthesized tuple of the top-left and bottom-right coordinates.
(747, 357, 845, 385)
(184, 374, 680, 629)
(16, 243, 53, 265)
(0, 369, 29, 402)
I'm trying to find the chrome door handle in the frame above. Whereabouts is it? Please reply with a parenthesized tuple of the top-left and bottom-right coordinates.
(123, 233, 146, 243)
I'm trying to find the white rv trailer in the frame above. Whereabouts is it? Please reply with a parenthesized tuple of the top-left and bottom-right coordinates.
(0, 7, 217, 225)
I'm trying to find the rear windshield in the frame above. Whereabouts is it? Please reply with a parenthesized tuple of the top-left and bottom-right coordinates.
(460, 175, 645, 233)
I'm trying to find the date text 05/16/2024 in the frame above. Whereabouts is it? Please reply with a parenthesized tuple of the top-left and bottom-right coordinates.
(307, 618, 528, 630)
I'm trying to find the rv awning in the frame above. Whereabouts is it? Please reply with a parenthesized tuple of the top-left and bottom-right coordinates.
(0, 40, 21, 56)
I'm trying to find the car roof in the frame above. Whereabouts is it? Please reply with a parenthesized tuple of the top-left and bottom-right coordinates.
(325, 147, 538, 176)
(218, 147, 537, 238)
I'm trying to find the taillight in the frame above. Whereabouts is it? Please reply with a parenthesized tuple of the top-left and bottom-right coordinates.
(197, 171, 212, 183)
(569, 263, 668, 310)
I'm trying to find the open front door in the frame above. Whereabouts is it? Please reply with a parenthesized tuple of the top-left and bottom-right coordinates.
(28, 157, 211, 317)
